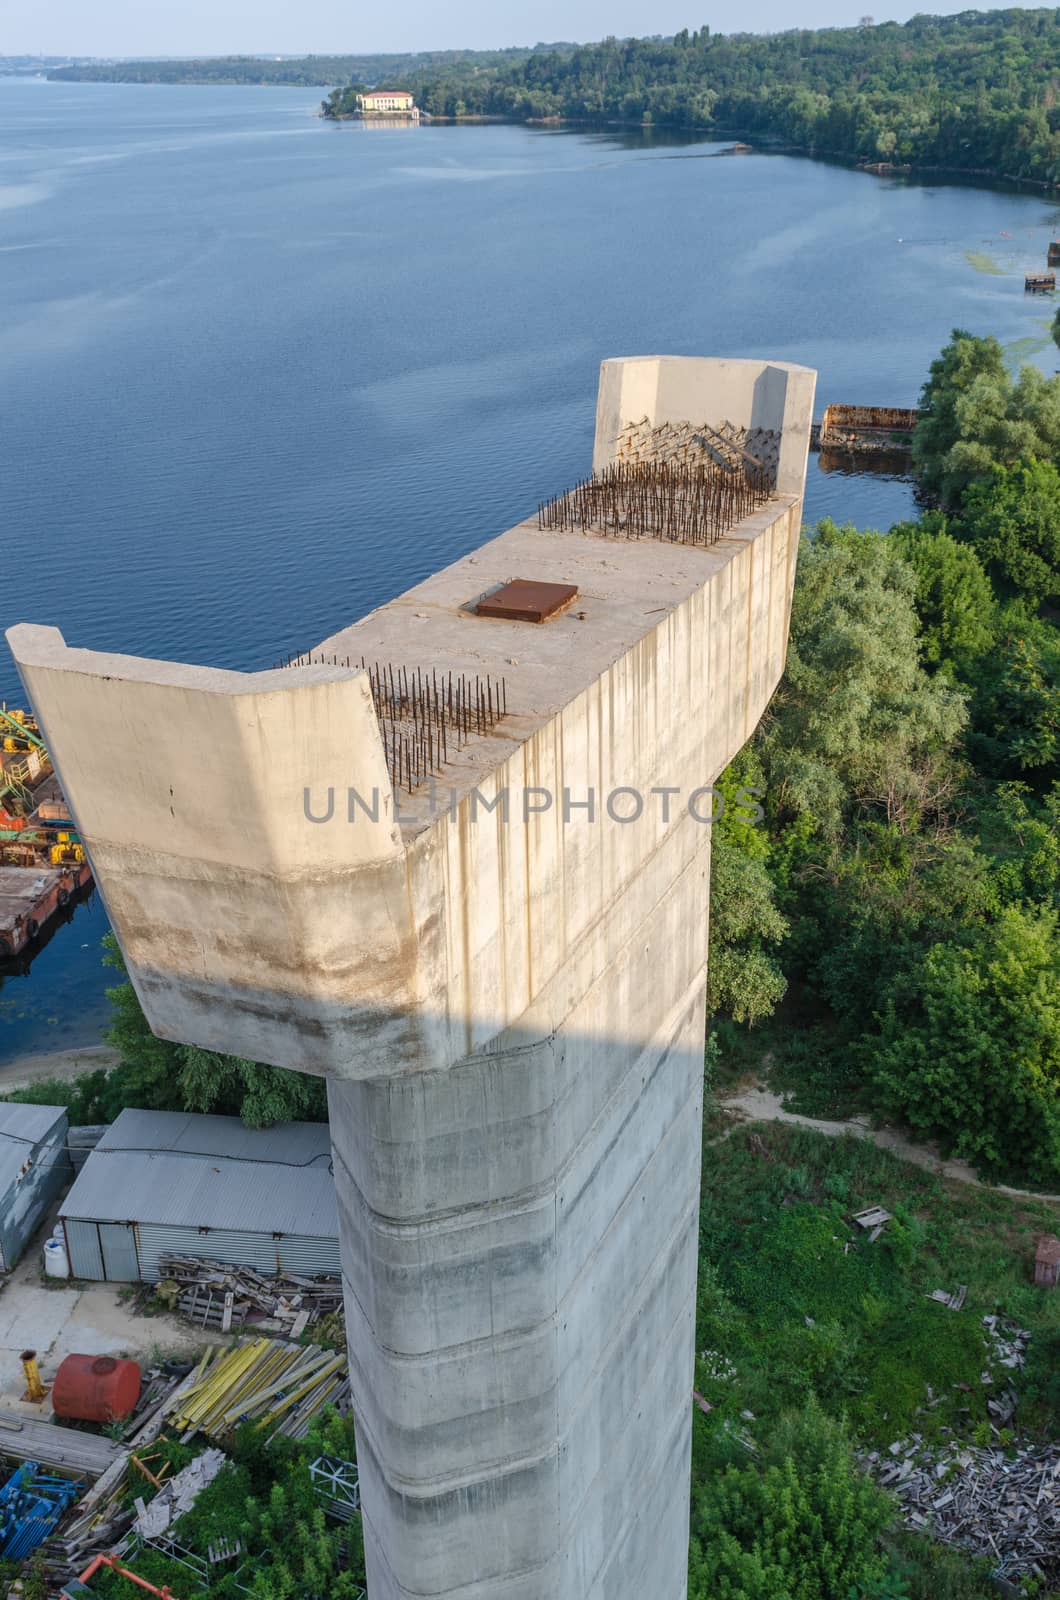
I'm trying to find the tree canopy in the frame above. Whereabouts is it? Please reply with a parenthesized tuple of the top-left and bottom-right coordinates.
(323, 10, 1060, 188)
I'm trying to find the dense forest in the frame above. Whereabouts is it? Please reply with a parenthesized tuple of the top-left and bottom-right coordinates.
(323, 8, 1060, 188)
(47, 45, 574, 89)
(708, 328, 1060, 1191)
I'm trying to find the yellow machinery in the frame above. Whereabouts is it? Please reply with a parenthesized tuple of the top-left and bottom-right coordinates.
(20, 1349, 48, 1403)
(50, 839, 85, 866)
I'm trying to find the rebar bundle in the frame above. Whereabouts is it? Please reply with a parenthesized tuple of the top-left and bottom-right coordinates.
(274, 652, 508, 794)
(537, 457, 773, 547)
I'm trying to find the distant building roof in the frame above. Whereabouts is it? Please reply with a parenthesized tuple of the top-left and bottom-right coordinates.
(0, 1103, 67, 1196)
(60, 1108, 336, 1239)
(361, 89, 413, 99)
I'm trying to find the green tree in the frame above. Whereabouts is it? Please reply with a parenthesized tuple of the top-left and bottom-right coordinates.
(868, 906, 1060, 1182)
(688, 1402, 893, 1600)
(708, 831, 788, 1025)
(888, 521, 995, 674)
(958, 458, 1060, 604)
(761, 523, 967, 836)
(913, 335, 1060, 508)
(912, 331, 1008, 506)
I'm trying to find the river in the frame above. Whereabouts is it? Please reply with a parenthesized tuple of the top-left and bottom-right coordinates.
(1, 78, 1057, 1065)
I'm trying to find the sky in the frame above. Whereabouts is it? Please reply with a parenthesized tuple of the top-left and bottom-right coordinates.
(1, 0, 994, 59)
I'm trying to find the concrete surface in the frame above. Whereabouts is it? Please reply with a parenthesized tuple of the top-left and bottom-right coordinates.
(8, 354, 816, 1600)
(0, 1213, 216, 1407)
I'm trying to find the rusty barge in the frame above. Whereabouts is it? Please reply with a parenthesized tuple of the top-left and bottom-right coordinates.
(810, 404, 920, 454)
(0, 705, 92, 960)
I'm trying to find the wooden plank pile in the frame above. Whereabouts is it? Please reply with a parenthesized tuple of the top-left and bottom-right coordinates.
(158, 1252, 343, 1335)
(0, 1414, 119, 1481)
(164, 1338, 351, 1446)
(866, 1436, 1060, 1585)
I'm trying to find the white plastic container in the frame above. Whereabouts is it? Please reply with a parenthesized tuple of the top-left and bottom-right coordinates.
(44, 1237, 69, 1279)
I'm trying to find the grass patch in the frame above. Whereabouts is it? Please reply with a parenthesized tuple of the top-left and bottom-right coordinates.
(697, 1120, 1060, 1444)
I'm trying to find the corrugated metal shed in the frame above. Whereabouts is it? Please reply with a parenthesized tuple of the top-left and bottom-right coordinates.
(61, 1109, 336, 1235)
(59, 1108, 338, 1282)
(0, 1103, 68, 1193)
(0, 1103, 71, 1270)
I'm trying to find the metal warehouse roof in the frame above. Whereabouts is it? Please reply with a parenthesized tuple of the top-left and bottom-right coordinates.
(0, 1103, 67, 1196)
(60, 1108, 337, 1238)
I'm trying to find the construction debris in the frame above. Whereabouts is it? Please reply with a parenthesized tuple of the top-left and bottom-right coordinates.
(927, 1285, 968, 1311)
(133, 1448, 226, 1540)
(866, 1436, 1060, 1585)
(35, 1458, 135, 1587)
(853, 1205, 892, 1231)
(164, 1339, 350, 1446)
(157, 1252, 343, 1334)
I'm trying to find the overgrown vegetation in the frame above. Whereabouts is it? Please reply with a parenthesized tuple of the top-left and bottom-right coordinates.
(689, 1119, 1060, 1599)
(325, 10, 1060, 188)
(708, 329, 1060, 1188)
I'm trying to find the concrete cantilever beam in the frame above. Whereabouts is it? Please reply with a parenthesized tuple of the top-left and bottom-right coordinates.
(8, 354, 815, 1600)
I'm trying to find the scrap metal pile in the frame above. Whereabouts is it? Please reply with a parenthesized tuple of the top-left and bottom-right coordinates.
(868, 1436, 1060, 1586)
(157, 1252, 344, 1336)
(164, 1339, 350, 1446)
(864, 1315, 1053, 1585)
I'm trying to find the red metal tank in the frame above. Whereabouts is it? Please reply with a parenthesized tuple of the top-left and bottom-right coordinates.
(52, 1354, 141, 1423)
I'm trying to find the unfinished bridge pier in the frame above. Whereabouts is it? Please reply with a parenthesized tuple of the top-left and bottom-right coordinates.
(8, 354, 815, 1600)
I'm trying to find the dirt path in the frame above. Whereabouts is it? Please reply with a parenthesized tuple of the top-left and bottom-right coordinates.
(0, 1044, 118, 1094)
(722, 1086, 1060, 1205)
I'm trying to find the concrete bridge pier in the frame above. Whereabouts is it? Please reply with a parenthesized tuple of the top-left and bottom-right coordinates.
(8, 354, 815, 1600)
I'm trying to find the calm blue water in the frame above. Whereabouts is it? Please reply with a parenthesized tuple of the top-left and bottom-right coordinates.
(2, 79, 1059, 1062)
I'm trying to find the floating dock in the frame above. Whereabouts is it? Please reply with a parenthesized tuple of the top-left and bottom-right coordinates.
(1025, 271, 1055, 293)
(0, 704, 91, 961)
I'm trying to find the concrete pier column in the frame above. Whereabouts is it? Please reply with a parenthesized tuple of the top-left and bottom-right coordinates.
(8, 354, 815, 1600)
(327, 834, 710, 1598)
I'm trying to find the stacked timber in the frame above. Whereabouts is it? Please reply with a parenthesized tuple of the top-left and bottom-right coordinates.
(157, 1253, 343, 1335)
(0, 1414, 118, 1480)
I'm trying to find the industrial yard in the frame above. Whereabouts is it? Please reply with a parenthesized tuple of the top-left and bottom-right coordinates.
(0, 1103, 359, 1598)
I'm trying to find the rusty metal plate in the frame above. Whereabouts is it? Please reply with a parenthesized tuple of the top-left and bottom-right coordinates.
(476, 580, 578, 624)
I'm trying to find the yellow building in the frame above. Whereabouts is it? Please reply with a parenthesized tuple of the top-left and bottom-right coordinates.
(358, 90, 419, 116)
